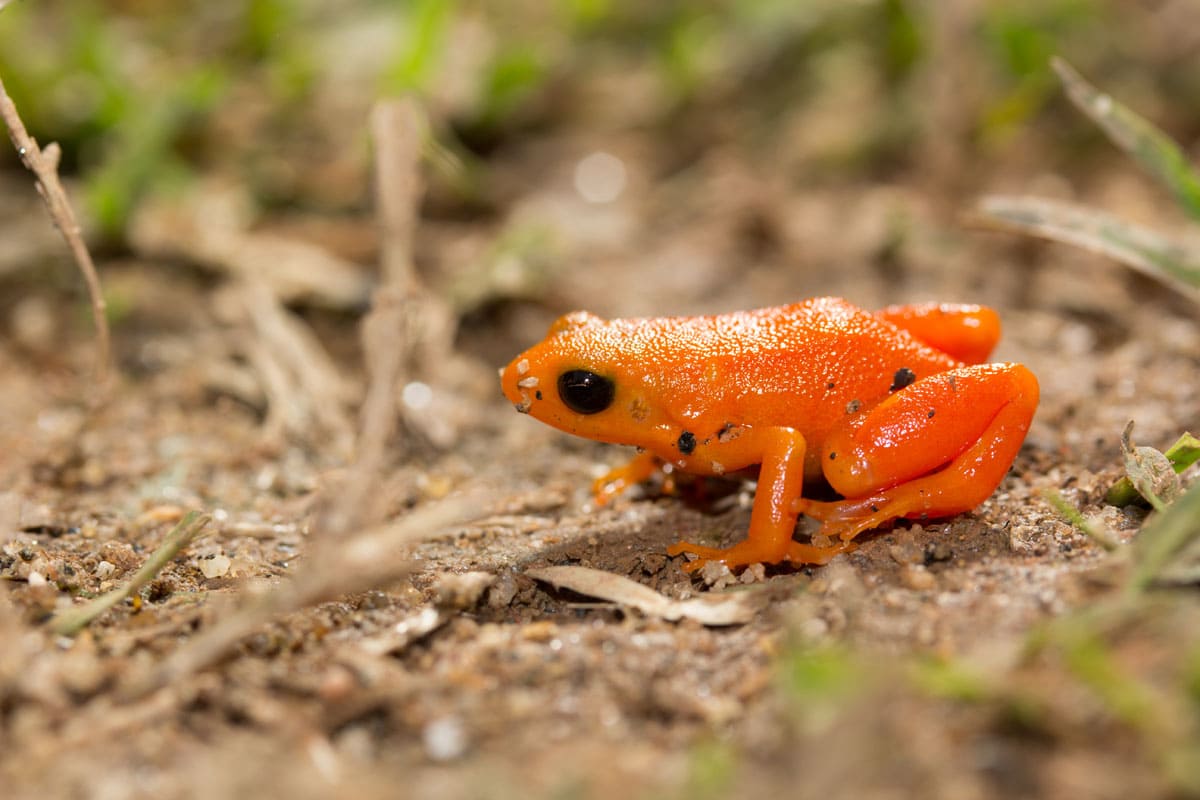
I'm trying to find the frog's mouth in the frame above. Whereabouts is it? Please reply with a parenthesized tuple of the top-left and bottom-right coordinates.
(500, 358, 538, 413)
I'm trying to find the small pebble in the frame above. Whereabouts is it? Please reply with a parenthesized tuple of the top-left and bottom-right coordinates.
(199, 554, 232, 579)
(700, 560, 734, 588)
(899, 564, 936, 591)
(423, 716, 468, 762)
(739, 563, 766, 584)
(522, 620, 558, 642)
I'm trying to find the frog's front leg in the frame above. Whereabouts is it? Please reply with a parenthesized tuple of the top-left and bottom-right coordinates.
(667, 426, 829, 572)
(798, 363, 1039, 543)
(592, 450, 666, 506)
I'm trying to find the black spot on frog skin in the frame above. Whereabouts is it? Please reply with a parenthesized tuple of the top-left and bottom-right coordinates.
(535, 390, 543, 400)
(677, 431, 697, 455)
(716, 423, 741, 443)
(890, 367, 916, 392)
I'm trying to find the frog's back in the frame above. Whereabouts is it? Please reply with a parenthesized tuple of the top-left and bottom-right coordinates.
(643, 298, 962, 433)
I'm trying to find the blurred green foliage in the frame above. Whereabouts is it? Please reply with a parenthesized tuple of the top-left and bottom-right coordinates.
(978, 57, 1200, 304)
(383, 0, 455, 93)
(776, 644, 868, 735)
(679, 738, 738, 800)
(766, 603, 1200, 796)
(0, 0, 1190, 237)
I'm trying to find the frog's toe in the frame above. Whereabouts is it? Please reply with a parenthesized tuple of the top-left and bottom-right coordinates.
(796, 497, 897, 541)
(786, 539, 856, 565)
(667, 540, 790, 573)
(666, 541, 725, 573)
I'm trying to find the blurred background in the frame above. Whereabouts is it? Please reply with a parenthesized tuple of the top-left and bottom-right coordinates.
(0, 0, 1197, 369)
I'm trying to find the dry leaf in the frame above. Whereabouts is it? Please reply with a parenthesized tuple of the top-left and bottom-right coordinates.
(527, 565, 755, 626)
(1121, 421, 1181, 512)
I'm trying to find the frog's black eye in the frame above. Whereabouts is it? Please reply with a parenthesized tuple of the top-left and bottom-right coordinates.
(557, 370, 615, 415)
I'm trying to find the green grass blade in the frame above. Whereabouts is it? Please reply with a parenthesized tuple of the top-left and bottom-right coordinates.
(1041, 488, 1119, 551)
(1130, 484, 1200, 592)
(1052, 57, 1200, 221)
(1056, 57, 1200, 221)
(974, 195, 1200, 296)
(50, 511, 211, 635)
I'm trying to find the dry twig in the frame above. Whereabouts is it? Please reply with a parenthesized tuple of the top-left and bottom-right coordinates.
(218, 280, 355, 452)
(0, 75, 112, 392)
(318, 97, 431, 535)
(372, 98, 424, 290)
(370, 95, 458, 373)
(129, 181, 372, 309)
(126, 98, 468, 698)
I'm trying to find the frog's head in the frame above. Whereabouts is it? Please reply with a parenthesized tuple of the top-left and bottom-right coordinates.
(501, 310, 663, 447)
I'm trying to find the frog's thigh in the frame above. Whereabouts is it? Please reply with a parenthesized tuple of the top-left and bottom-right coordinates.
(875, 303, 1001, 364)
(822, 363, 1039, 501)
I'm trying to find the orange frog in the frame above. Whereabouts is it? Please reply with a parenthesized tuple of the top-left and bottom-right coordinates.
(500, 297, 1038, 572)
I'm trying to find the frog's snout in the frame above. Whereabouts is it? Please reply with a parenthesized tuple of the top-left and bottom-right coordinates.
(500, 357, 537, 413)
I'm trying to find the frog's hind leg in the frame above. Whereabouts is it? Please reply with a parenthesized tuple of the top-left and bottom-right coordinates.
(798, 362, 1039, 542)
(875, 303, 1001, 364)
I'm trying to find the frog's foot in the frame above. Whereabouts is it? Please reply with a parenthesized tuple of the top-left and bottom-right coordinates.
(797, 496, 900, 542)
(667, 540, 787, 574)
(667, 538, 853, 573)
(786, 538, 856, 564)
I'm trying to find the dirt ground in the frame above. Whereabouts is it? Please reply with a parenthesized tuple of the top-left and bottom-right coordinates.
(2, 4, 1200, 799)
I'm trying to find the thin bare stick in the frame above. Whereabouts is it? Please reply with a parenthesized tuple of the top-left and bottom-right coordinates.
(0, 75, 112, 392)
(50, 512, 211, 636)
(372, 97, 424, 290)
(230, 280, 355, 452)
(317, 98, 427, 536)
(129, 99, 449, 695)
(329, 285, 410, 531)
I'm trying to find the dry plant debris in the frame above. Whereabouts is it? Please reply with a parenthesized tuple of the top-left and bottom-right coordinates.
(0, 74, 111, 391)
(1107, 430, 1200, 506)
(212, 279, 356, 451)
(129, 182, 372, 309)
(527, 565, 756, 626)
